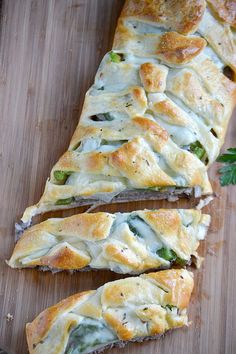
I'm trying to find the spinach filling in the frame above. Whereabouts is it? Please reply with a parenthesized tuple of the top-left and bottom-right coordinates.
(161, 304, 179, 313)
(54, 170, 73, 184)
(55, 197, 75, 206)
(165, 304, 178, 311)
(109, 51, 125, 63)
(189, 141, 207, 162)
(90, 113, 115, 121)
(101, 139, 128, 146)
(65, 319, 117, 354)
(127, 215, 147, 238)
(157, 247, 187, 266)
(127, 215, 187, 266)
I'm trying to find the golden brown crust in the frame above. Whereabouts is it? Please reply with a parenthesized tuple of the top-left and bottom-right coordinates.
(9, 213, 114, 270)
(26, 270, 193, 353)
(19, 0, 236, 225)
(140, 209, 182, 236)
(113, 23, 206, 65)
(103, 243, 140, 269)
(140, 210, 193, 256)
(133, 116, 169, 149)
(52, 151, 110, 176)
(110, 137, 175, 187)
(102, 278, 153, 308)
(26, 291, 93, 353)
(121, 0, 206, 34)
(139, 210, 201, 257)
(136, 305, 169, 335)
(103, 312, 134, 341)
(52, 213, 114, 240)
(9, 210, 210, 272)
(207, 0, 236, 27)
(40, 245, 91, 269)
(7, 228, 58, 268)
(143, 269, 194, 310)
(156, 32, 206, 65)
(152, 99, 187, 126)
(139, 63, 168, 92)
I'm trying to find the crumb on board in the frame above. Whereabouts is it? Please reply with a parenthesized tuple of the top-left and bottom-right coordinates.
(196, 195, 214, 210)
(6, 313, 14, 322)
(207, 248, 216, 256)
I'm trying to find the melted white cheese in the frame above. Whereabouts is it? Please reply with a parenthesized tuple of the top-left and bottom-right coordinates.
(126, 20, 166, 34)
(77, 138, 101, 153)
(127, 215, 163, 252)
(155, 153, 187, 186)
(68, 318, 117, 354)
(203, 46, 224, 70)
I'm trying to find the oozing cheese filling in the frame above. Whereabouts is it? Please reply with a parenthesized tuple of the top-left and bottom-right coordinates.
(65, 318, 118, 354)
(126, 20, 167, 34)
(203, 46, 224, 70)
(16, 210, 211, 272)
(52, 135, 189, 191)
(63, 304, 185, 354)
(89, 111, 129, 123)
(126, 215, 163, 252)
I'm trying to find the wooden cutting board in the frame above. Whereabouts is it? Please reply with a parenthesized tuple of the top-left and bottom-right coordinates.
(0, 1, 235, 353)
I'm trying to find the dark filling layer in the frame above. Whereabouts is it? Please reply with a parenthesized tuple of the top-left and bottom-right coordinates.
(65, 319, 117, 354)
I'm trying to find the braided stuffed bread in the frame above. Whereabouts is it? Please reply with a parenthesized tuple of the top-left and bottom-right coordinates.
(20, 0, 236, 227)
(26, 269, 194, 354)
(9, 209, 210, 273)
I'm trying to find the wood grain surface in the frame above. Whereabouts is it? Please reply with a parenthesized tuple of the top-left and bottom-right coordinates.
(0, 1, 235, 353)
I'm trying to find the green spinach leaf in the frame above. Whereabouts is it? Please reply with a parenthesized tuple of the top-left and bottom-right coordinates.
(65, 319, 117, 354)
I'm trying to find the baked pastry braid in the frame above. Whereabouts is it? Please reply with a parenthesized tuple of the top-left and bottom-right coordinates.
(9, 209, 210, 273)
(26, 269, 194, 354)
(19, 0, 236, 227)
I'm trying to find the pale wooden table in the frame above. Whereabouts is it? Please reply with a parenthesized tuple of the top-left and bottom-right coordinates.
(0, 1, 235, 353)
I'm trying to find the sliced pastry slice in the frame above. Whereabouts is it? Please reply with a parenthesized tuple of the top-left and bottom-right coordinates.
(19, 0, 236, 227)
(26, 269, 194, 354)
(9, 209, 210, 273)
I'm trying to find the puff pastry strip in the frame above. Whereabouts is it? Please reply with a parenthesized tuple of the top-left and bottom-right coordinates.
(9, 209, 210, 273)
(26, 269, 194, 354)
(19, 0, 236, 227)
